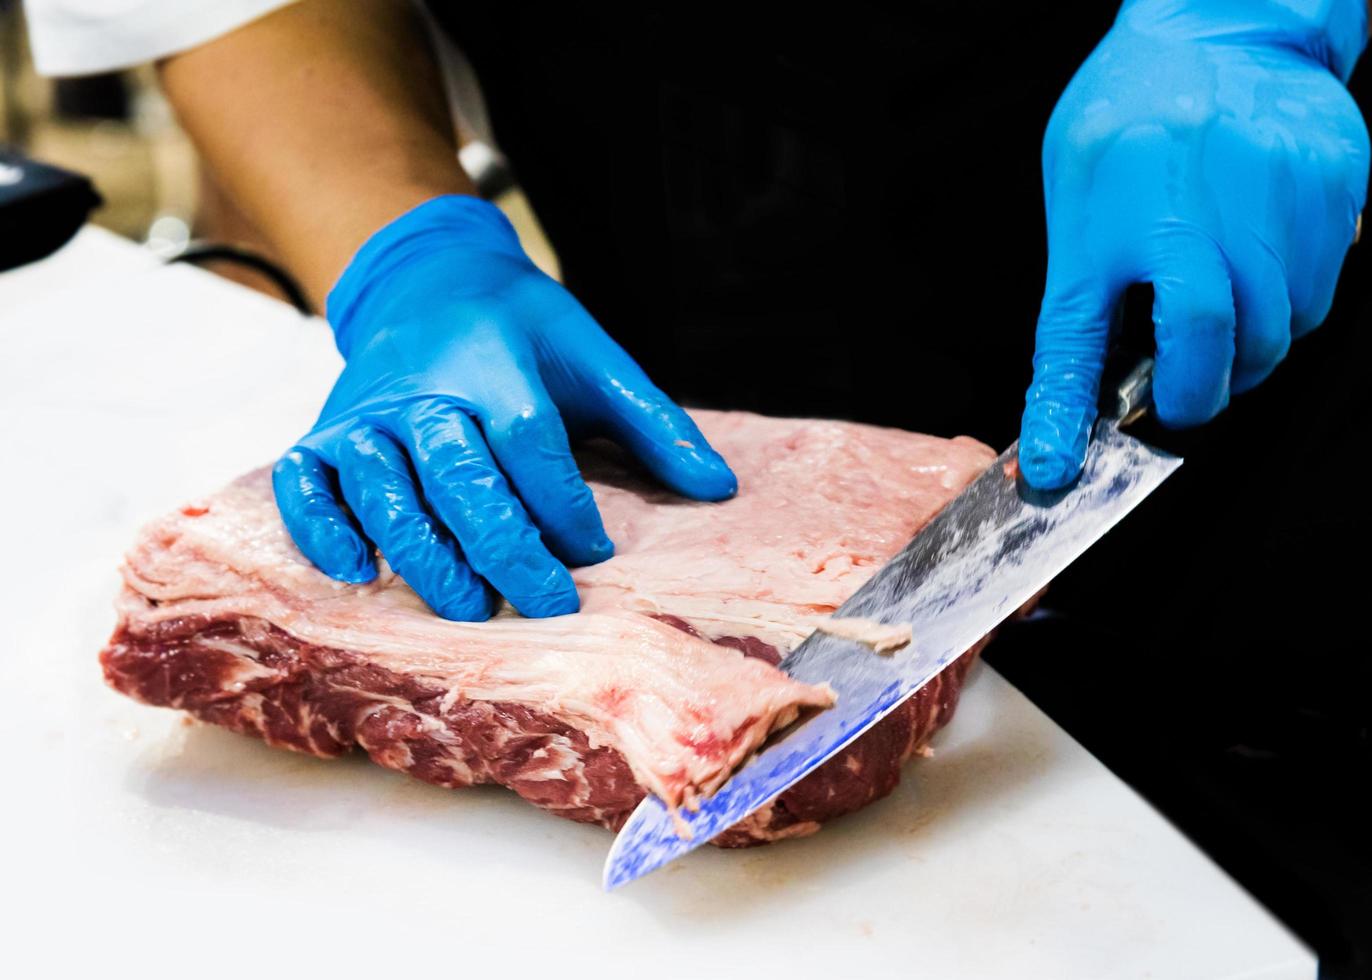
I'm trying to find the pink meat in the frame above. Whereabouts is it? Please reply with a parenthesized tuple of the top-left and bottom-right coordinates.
(101, 411, 997, 843)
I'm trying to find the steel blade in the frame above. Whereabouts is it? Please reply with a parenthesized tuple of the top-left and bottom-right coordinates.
(604, 420, 1179, 889)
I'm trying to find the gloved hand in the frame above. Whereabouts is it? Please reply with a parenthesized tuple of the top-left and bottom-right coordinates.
(1020, 0, 1370, 489)
(273, 195, 737, 621)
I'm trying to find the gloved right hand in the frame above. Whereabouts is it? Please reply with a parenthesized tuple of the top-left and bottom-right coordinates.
(273, 195, 738, 621)
(1019, 0, 1369, 490)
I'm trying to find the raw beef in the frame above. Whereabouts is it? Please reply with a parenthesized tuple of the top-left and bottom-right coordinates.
(101, 411, 997, 844)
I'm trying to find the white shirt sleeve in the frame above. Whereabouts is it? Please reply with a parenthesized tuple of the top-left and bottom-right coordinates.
(24, 0, 299, 76)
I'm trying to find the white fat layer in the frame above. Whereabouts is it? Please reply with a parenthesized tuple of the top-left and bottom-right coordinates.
(117, 411, 993, 807)
(812, 616, 914, 654)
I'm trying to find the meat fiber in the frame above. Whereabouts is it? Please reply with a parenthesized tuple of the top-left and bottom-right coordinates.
(101, 411, 996, 844)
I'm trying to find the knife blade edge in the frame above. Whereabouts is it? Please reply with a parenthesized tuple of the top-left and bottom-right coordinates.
(604, 420, 1180, 889)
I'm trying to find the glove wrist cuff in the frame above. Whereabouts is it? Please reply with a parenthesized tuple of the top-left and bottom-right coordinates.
(1120, 0, 1368, 82)
(326, 194, 525, 358)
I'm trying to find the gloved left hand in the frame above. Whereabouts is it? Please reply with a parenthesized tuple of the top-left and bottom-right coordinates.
(1020, 0, 1370, 489)
(273, 195, 737, 621)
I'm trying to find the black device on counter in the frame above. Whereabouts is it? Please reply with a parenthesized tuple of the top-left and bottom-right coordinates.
(0, 148, 101, 273)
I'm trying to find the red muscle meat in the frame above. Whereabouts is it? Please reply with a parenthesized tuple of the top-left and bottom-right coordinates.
(100, 411, 997, 844)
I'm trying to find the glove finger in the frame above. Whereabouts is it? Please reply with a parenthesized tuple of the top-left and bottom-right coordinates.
(334, 424, 494, 622)
(395, 400, 581, 618)
(463, 371, 614, 568)
(1229, 239, 1293, 394)
(272, 447, 376, 583)
(1019, 260, 1118, 491)
(572, 322, 737, 501)
(1148, 230, 1236, 428)
(1290, 97, 1367, 336)
(1290, 188, 1362, 337)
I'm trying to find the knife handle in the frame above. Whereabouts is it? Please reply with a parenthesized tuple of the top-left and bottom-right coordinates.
(1103, 357, 1154, 427)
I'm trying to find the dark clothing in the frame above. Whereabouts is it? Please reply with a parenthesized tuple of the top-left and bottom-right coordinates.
(430, 5, 1371, 975)
(440, 4, 1100, 442)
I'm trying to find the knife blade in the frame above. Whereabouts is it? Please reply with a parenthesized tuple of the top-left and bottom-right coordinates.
(604, 361, 1180, 890)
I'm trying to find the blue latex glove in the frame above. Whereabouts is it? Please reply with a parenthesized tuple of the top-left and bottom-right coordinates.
(273, 195, 737, 621)
(1020, 0, 1370, 489)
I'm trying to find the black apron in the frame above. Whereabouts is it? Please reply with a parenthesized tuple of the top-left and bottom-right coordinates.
(428, 4, 1371, 970)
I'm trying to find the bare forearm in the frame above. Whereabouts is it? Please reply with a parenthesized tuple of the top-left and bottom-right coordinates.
(158, 0, 474, 309)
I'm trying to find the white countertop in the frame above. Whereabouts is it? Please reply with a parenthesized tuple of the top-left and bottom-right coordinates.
(0, 228, 1316, 980)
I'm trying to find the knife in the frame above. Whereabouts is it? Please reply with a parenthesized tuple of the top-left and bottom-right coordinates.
(604, 359, 1180, 890)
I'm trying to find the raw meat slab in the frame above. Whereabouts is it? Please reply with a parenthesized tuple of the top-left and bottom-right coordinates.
(101, 410, 996, 844)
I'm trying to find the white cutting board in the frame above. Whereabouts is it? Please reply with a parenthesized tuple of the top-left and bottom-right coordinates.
(0, 229, 1314, 980)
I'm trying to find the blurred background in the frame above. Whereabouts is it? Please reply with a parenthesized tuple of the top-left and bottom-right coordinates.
(2, 2, 198, 247)
(0, 0, 556, 302)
